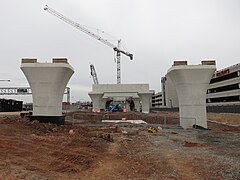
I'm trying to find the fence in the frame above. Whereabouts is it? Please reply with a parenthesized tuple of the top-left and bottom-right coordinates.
(207, 105, 240, 114)
(152, 105, 240, 114)
(151, 107, 179, 112)
(69, 111, 180, 127)
(71, 112, 103, 121)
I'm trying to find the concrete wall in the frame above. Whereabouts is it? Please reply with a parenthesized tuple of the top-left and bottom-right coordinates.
(21, 58, 74, 117)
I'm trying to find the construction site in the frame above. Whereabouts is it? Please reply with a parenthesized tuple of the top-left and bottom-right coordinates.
(1, 2, 240, 180)
(0, 111, 239, 179)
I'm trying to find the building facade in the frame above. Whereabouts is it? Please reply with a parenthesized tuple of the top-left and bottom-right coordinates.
(207, 63, 240, 106)
(151, 92, 163, 108)
(0, 99, 23, 112)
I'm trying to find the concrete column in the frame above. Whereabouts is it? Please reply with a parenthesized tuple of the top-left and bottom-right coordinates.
(21, 58, 74, 125)
(125, 103, 130, 111)
(133, 98, 140, 112)
(165, 74, 179, 107)
(138, 93, 152, 113)
(88, 93, 106, 112)
(167, 60, 216, 129)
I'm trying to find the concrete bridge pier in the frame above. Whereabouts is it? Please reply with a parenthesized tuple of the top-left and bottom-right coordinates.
(21, 58, 74, 125)
(167, 60, 216, 129)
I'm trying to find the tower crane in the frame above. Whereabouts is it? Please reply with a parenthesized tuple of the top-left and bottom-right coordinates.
(90, 64, 99, 84)
(44, 5, 133, 84)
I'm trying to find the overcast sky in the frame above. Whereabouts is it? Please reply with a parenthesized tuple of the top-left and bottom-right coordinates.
(1, 0, 240, 103)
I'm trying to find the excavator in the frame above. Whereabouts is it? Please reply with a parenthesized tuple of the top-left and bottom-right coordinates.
(106, 102, 123, 112)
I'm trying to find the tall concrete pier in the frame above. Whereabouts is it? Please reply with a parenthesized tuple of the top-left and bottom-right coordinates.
(21, 58, 74, 125)
(167, 60, 216, 129)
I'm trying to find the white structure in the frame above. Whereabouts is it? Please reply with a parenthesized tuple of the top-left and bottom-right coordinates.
(167, 60, 216, 129)
(21, 58, 74, 124)
(161, 75, 179, 108)
(89, 84, 152, 113)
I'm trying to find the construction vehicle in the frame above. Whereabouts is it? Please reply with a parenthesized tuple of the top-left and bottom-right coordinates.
(148, 127, 161, 133)
(106, 103, 123, 112)
(90, 64, 99, 84)
(44, 5, 133, 84)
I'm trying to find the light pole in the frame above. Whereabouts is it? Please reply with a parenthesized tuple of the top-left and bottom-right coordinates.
(0, 79, 10, 82)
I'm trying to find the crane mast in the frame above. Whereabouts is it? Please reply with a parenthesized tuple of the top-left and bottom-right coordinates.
(90, 64, 99, 84)
(44, 5, 133, 84)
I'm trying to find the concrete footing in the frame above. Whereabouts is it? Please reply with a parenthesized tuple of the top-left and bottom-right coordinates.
(28, 116, 65, 125)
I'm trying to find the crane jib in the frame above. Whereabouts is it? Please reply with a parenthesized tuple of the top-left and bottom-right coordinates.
(44, 4, 133, 83)
(113, 48, 133, 60)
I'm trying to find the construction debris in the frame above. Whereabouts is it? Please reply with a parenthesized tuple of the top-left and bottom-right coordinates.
(148, 127, 161, 133)
(69, 129, 74, 135)
(99, 133, 113, 142)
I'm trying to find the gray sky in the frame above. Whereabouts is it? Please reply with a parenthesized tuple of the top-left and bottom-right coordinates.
(1, 0, 240, 103)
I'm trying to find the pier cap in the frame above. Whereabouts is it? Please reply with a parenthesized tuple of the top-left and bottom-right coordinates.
(173, 60, 188, 66)
(52, 58, 68, 63)
(22, 58, 37, 63)
(201, 60, 216, 65)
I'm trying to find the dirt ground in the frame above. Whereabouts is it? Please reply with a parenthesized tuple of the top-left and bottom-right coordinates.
(0, 113, 239, 180)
